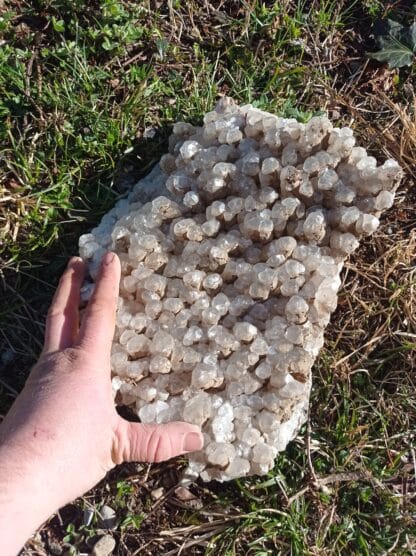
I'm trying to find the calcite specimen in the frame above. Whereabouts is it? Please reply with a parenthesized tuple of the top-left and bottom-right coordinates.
(79, 98, 402, 481)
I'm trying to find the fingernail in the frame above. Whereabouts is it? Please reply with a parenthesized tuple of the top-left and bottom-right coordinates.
(68, 256, 82, 268)
(183, 432, 203, 452)
(103, 252, 115, 266)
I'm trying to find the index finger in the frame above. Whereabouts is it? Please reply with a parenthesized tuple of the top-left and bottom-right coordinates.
(76, 252, 121, 357)
(43, 257, 86, 355)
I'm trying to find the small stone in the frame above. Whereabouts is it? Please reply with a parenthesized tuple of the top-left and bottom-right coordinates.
(151, 487, 164, 500)
(175, 485, 197, 501)
(92, 535, 116, 556)
(98, 505, 117, 529)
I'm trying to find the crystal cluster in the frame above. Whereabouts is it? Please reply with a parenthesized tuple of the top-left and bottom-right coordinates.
(79, 98, 402, 481)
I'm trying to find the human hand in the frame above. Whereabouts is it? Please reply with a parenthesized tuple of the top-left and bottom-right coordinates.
(0, 253, 203, 554)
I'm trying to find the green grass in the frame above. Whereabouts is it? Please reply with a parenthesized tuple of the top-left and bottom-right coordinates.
(1, 1, 415, 555)
(2, 0, 364, 267)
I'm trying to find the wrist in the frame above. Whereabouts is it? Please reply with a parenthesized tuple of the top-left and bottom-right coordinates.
(0, 436, 61, 555)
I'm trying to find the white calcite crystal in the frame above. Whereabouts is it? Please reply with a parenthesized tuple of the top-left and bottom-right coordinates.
(79, 98, 402, 481)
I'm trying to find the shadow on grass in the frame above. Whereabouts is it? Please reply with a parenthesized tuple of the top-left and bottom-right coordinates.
(0, 130, 173, 413)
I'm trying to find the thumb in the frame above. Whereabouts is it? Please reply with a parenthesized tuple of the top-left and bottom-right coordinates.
(120, 421, 204, 463)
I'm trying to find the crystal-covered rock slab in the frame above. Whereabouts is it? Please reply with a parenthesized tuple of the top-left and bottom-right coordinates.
(79, 98, 402, 481)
